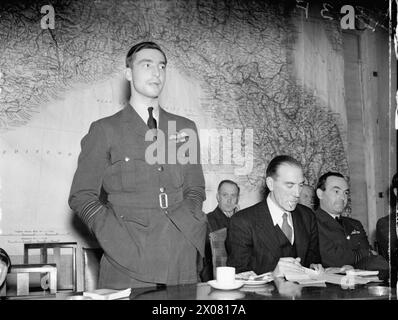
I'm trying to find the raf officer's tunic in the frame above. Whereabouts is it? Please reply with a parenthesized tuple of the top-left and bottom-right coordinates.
(69, 105, 207, 287)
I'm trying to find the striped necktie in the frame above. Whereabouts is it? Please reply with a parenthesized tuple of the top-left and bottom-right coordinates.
(282, 212, 293, 243)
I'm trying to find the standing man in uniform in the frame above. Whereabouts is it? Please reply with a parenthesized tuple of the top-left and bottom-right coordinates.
(69, 41, 207, 289)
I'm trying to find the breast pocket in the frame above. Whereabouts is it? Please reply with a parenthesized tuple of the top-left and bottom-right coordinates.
(120, 154, 137, 191)
(104, 150, 140, 192)
(121, 147, 154, 191)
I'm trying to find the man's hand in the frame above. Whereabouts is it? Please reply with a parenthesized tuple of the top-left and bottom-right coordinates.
(0, 260, 8, 286)
(309, 263, 324, 273)
(273, 257, 304, 278)
(273, 277, 302, 298)
(325, 265, 354, 274)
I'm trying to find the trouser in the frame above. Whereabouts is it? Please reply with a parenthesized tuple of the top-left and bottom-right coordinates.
(98, 255, 160, 289)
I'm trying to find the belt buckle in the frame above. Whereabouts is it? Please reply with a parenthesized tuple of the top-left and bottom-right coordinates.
(159, 192, 168, 209)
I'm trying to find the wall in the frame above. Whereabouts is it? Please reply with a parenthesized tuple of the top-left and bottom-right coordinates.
(0, 0, 390, 263)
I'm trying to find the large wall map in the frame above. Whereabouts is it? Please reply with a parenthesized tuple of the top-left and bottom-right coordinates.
(0, 0, 349, 253)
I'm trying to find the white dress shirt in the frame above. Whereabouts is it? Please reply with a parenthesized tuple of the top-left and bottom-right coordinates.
(132, 104, 159, 127)
(267, 195, 295, 244)
(326, 212, 340, 220)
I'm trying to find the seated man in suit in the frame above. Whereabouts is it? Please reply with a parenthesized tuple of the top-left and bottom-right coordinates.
(226, 155, 323, 277)
(315, 172, 388, 275)
(0, 248, 11, 287)
(207, 180, 240, 232)
(376, 173, 397, 285)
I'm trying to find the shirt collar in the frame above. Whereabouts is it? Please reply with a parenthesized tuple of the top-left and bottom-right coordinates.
(218, 206, 236, 218)
(130, 102, 159, 125)
(321, 207, 341, 220)
(267, 194, 289, 226)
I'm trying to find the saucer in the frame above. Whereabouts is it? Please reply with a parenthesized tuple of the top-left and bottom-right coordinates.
(208, 290, 245, 300)
(243, 278, 273, 286)
(207, 280, 244, 291)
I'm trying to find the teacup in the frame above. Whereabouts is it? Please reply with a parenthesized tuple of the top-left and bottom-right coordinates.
(216, 266, 236, 285)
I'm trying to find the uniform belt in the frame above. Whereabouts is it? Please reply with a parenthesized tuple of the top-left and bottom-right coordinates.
(108, 191, 183, 209)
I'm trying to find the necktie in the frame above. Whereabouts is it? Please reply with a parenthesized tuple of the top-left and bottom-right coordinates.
(282, 212, 293, 243)
(147, 107, 157, 129)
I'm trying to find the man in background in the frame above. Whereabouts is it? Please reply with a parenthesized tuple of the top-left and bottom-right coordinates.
(0, 248, 10, 287)
(299, 184, 315, 210)
(69, 41, 206, 289)
(315, 172, 388, 275)
(200, 180, 240, 281)
(207, 180, 240, 232)
(376, 173, 398, 285)
(226, 155, 323, 276)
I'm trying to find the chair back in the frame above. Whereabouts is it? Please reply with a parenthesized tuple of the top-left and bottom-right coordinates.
(82, 247, 103, 292)
(24, 242, 77, 291)
(209, 228, 228, 278)
(0, 263, 57, 297)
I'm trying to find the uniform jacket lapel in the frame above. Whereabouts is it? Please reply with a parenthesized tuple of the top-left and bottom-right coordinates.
(316, 208, 345, 232)
(122, 103, 150, 138)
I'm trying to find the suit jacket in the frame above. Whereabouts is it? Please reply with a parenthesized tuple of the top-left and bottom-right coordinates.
(315, 208, 388, 271)
(207, 206, 231, 232)
(376, 212, 397, 282)
(226, 201, 321, 274)
(69, 104, 207, 286)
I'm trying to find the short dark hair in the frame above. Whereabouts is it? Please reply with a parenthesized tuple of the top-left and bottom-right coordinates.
(125, 41, 167, 68)
(263, 155, 302, 197)
(217, 180, 240, 195)
(315, 172, 345, 192)
(266, 155, 302, 179)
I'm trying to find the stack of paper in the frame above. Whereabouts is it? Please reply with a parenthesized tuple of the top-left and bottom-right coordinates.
(345, 269, 379, 277)
(317, 270, 382, 285)
(284, 267, 326, 286)
(284, 267, 381, 286)
(83, 288, 132, 300)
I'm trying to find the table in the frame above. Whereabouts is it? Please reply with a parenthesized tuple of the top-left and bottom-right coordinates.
(3, 281, 396, 300)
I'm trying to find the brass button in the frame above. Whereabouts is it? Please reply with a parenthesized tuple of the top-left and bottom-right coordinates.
(120, 215, 124, 219)
(164, 210, 168, 215)
(157, 166, 163, 172)
(160, 187, 165, 192)
(125, 157, 130, 162)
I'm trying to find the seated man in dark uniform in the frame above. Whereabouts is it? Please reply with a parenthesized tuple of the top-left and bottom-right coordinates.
(315, 172, 388, 276)
(0, 248, 11, 287)
(376, 173, 398, 285)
